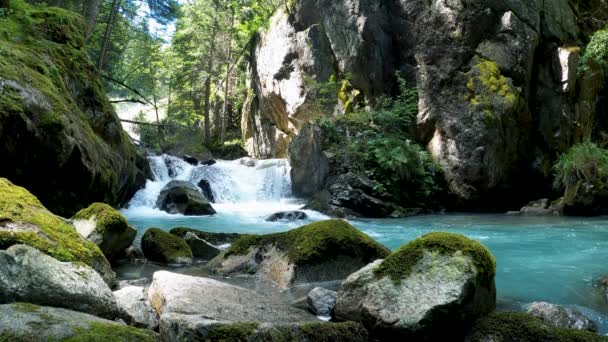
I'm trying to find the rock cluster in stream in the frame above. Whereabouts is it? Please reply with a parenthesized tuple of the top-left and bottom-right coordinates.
(0, 177, 605, 341)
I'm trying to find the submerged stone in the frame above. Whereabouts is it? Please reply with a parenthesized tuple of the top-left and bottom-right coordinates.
(527, 302, 597, 332)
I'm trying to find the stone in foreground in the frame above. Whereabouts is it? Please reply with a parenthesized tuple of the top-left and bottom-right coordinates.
(183, 232, 221, 260)
(156, 180, 216, 215)
(208, 219, 390, 288)
(72, 203, 136, 262)
(465, 312, 606, 342)
(141, 228, 193, 265)
(0, 178, 115, 285)
(526, 302, 597, 332)
(334, 232, 496, 339)
(160, 317, 368, 342)
(0, 303, 157, 341)
(114, 286, 159, 330)
(0, 245, 119, 319)
(307, 287, 337, 317)
(148, 271, 314, 323)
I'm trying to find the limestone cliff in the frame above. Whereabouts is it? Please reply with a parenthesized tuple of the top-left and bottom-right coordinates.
(244, 0, 607, 209)
(0, 1, 149, 216)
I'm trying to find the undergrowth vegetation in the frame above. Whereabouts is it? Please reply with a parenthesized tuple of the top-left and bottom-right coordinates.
(553, 142, 608, 190)
(317, 77, 445, 209)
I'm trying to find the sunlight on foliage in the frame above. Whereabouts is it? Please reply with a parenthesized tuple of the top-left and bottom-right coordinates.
(553, 142, 608, 190)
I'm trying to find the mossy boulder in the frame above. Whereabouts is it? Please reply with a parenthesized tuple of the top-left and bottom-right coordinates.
(72, 203, 136, 262)
(0, 303, 157, 342)
(334, 232, 496, 339)
(0, 0, 149, 217)
(465, 312, 608, 342)
(208, 219, 390, 288)
(0, 178, 115, 285)
(141, 228, 193, 265)
(169, 227, 242, 246)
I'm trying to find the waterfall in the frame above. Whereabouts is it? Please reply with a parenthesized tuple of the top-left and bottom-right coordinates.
(125, 155, 298, 216)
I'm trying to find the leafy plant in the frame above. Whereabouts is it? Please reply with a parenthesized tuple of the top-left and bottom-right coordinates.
(579, 27, 608, 77)
(553, 142, 608, 190)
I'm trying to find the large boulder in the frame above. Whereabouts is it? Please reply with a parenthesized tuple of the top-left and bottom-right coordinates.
(160, 317, 368, 342)
(307, 287, 337, 318)
(208, 219, 390, 288)
(0, 245, 119, 319)
(526, 302, 598, 332)
(148, 271, 314, 324)
(0, 303, 157, 342)
(169, 227, 242, 247)
(72, 202, 136, 262)
(0, 178, 114, 285)
(156, 180, 216, 216)
(141, 228, 193, 265)
(334, 232, 496, 339)
(0, 2, 149, 217)
(465, 312, 606, 342)
(183, 232, 221, 260)
(114, 286, 159, 330)
(288, 124, 330, 197)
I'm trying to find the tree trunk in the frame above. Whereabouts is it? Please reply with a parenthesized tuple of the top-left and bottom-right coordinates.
(82, 0, 101, 41)
(203, 21, 218, 144)
(0, 0, 9, 9)
(97, 0, 121, 71)
(221, 6, 235, 143)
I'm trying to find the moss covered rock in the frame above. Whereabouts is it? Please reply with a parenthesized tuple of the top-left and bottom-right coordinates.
(334, 232, 496, 339)
(0, 0, 148, 217)
(72, 203, 136, 262)
(208, 219, 390, 288)
(0, 178, 114, 284)
(141, 228, 193, 265)
(169, 227, 242, 246)
(0, 303, 157, 342)
(465, 312, 608, 342)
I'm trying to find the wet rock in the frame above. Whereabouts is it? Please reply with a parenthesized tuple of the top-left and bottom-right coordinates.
(307, 287, 337, 317)
(201, 159, 217, 166)
(526, 302, 597, 332)
(114, 286, 159, 330)
(519, 199, 562, 216)
(148, 271, 314, 323)
(334, 232, 496, 339)
(0, 245, 119, 319)
(124, 245, 145, 262)
(208, 220, 390, 288)
(265, 210, 308, 222)
(141, 228, 193, 265)
(183, 232, 221, 260)
(289, 124, 330, 197)
(169, 227, 242, 246)
(115, 278, 150, 290)
(72, 203, 137, 263)
(0, 303, 157, 341)
(196, 179, 215, 203)
(156, 180, 216, 216)
(239, 157, 257, 167)
(182, 155, 199, 166)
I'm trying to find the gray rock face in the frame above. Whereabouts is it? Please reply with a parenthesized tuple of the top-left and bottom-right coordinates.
(0, 245, 119, 319)
(244, 0, 604, 209)
(183, 232, 221, 260)
(334, 254, 495, 338)
(0, 303, 158, 341)
(288, 124, 330, 197)
(156, 180, 216, 216)
(526, 302, 597, 332)
(148, 271, 314, 324)
(114, 286, 159, 330)
(307, 287, 337, 317)
(265, 210, 308, 222)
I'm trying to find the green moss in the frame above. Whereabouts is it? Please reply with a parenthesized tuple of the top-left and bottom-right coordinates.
(466, 59, 524, 121)
(72, 203, 128, 234)
(204, 322, 259, 342)
(169, 227, 242, 246)
(374, 232, 496, 284)
(338, 80, 362, 114)
(580, 28, 608, 77)
(141, 228, 192, 263)
(468, 312, 608, 342)
(0, 178, 107, 269)
(296, 322, 368, 342)
(224, 219, 390, 266)
(0, 331, 38, 342)
(61, 322, 157, 342)
(12, 303, 41, 313)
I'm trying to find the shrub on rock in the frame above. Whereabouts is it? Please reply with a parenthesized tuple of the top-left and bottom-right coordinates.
(72, 203, 136, 262)
(0, 178, 114, 284)
(141, 228, 193, 265)
(334, 232, 496, 339)
(208, 219, 390, 288)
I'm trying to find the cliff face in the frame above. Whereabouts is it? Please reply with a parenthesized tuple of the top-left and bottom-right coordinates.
(243, 0, 606, 209)
(0, 1, 149, 216)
